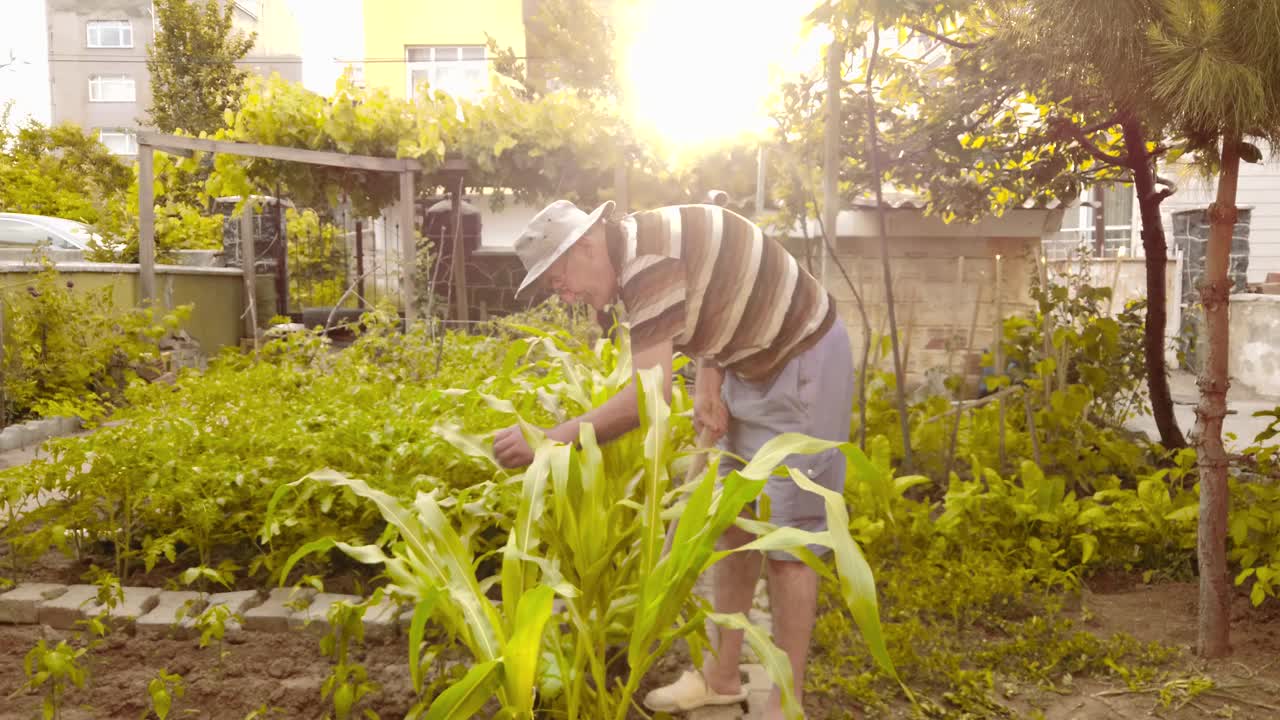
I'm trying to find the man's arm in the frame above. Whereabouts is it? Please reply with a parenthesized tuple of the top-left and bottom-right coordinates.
(547, 338, 675, 446)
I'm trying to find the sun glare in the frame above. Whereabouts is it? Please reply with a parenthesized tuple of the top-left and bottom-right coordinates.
(619, 0, 828, 152)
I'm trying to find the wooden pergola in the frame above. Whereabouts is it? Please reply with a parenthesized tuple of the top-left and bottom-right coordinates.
(137, 132, 467, 336)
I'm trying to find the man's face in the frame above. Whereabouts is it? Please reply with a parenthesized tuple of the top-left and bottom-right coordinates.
(540, 225, 613, 310)
(542, 243, 590, 306)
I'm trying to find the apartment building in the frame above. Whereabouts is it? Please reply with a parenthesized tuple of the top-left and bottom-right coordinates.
(46, 0, 302, 156)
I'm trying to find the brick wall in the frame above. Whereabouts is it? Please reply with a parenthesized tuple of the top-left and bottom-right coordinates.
(818, 235, 1039, 391)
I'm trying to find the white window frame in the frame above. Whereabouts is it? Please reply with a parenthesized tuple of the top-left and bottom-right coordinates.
(89, 74, 136, 103)
(97, 129, 138, 156)
(86, 20, 133, 49)
(405, 45, 487, 100)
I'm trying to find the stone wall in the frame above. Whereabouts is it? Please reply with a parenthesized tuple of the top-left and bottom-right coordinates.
(1172, 207, 1253, 369)
(822, 235, 1039, 390)
(463, 250, 530, 319)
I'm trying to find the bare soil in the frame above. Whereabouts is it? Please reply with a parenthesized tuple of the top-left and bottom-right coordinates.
(2, 578, 1278, 719)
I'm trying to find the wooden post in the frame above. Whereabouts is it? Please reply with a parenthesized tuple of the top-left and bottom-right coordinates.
(355, 220, 366, 310)
(821, 39, 841, 288)
(451, 186, 469, 324)
(240, 200, 258, 348)
(995, 253, 1006, 471)
(138, 144, 157, 305)
(399, 170, 417, 327)
(1092, 185, 1107, 256)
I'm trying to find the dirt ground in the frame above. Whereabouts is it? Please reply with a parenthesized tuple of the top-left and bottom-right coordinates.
(2, 579, 1278, 719)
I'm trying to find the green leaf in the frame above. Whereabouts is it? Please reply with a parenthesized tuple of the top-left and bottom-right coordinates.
(502, 584, 555, 715)
(708, 612, 802, 720)
(422, 658, 502, 720)
(786, 467, 903, 686)
(1164, 505, 1199, 522)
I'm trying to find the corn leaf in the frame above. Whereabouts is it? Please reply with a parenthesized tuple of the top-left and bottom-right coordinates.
(422, 658, 502, 720)
(708, 612, 802, 720)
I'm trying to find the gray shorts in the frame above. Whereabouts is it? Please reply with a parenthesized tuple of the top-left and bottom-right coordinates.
(717, 320, 855, 562)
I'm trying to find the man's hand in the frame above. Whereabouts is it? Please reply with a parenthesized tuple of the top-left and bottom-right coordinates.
(493, 425, 535, 469)
(694, 391, 729, 444)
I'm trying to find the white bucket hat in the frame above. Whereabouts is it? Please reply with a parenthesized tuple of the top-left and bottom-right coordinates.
(514, 199, 615, 298)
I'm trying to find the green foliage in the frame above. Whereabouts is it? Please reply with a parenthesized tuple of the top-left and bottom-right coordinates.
(10, 639, 88, 720)
(147, 670, 185, 720)
(286, 208, 349, 308)
(318, 599, 380, 720)
(0, 262, 191, 427)
(0, 106, 132, 241)
(146, 0, 256, 135)
(283, 365, 898, 720)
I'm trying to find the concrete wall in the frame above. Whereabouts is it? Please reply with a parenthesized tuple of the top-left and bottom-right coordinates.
(0, 261, 245, 354)
(800, 207, 1061, 389)
(1229, 294, 1280, 399)
(1047, 256, 1182, 363)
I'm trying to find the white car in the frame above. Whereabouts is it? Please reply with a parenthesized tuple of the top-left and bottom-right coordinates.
(0, 212, 107, 252)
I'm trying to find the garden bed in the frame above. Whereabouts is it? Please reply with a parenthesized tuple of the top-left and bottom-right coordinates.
(2, 577, 1279, 719)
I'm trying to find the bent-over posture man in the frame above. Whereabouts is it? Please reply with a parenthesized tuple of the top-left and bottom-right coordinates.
(493, 199, 854, 719)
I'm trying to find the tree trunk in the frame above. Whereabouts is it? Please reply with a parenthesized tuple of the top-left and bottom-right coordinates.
(1120, 117, 1186, 450)
(1194, 135, 1239, 659)
(865, 20, 914, 471)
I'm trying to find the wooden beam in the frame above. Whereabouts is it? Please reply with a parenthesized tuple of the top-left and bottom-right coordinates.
(137, 132, 421, 173)
(399, 170, 417, 326)
(451, 188, 468, 323)
(241, 202, 258, 347)
(138, 145, 157, 304)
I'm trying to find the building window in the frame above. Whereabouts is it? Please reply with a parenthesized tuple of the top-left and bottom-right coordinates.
(86, 20, 133, 48)
(1046, 185, 1136, 259)
(89, 74, 136, 102)
(98, 129, 138, 156)
(405, 46, 487, 100)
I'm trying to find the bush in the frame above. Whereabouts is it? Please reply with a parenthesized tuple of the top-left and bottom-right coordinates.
(0, 263, 189, 425)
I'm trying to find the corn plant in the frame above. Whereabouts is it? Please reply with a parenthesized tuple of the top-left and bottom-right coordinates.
(283, 340, 904, 720)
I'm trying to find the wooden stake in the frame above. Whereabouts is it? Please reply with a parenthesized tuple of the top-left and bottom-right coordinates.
(240, 200, 258, 350)
(995, 253, 1006, 472)
(138, 144, 156, 305)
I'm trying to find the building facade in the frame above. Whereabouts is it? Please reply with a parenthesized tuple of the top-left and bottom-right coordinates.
(361, 0, 525, 101)
(45, 0, 302, 157)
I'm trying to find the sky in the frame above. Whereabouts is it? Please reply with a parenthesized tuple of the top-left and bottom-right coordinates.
(0, 0, 818, 149)
(0, 0, 53, 130)
(283, 0, 363, 95)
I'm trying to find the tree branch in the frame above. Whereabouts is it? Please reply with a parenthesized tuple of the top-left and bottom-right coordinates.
(1052, 119, 1130, 167)
(908, 24, 980, 50)
(1149, 173, 1178, 203)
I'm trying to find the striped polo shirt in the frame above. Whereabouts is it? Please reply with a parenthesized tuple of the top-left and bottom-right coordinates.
(606, 204, 836, 383)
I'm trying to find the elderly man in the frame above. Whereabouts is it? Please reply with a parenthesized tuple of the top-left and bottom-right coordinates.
(493, 199, 854, 719)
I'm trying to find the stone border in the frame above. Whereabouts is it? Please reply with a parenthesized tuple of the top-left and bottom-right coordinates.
(0, 416, 82, 453)
(0, 582, 404, 639)
(2, 581, 778, 717)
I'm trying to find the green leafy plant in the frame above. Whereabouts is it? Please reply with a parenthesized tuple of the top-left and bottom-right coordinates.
(10, 639, 88, 720)
(318, 598, 381, 720)
(147, 670, 186, 720)
(0, 262, 191, 427)
(281, 356, 903, 720)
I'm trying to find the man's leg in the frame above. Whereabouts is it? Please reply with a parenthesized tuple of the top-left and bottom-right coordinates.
(700, 522, 762, 694)
(762, 557, 820, 718)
